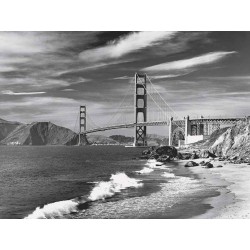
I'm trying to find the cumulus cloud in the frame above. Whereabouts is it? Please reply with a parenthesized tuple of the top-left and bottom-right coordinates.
(1, 90, 46, 95)
(79, 31, 177, 62)
(144, 51, 237, 72)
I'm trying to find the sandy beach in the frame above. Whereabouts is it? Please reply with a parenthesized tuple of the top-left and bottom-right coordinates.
(177, 158, 250, 219)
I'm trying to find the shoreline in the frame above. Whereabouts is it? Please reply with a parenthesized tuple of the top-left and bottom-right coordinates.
(177, 158, 250, 218)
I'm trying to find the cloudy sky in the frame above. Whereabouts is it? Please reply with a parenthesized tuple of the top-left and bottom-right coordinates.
(0, 31, 249, 135)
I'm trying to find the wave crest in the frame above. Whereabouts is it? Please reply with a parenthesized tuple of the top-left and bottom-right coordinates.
(88, 172, 143, 201)
(25, 199, 79, 219)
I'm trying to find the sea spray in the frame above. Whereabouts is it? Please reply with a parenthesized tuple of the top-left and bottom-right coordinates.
(25, 172, 143, 218)
(88, 172, 143, 201)
(25, 199, 79, 219)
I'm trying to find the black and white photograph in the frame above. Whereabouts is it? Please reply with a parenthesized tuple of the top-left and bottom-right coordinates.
(1, 30, 250, 219)
(1, 1, 250, 249)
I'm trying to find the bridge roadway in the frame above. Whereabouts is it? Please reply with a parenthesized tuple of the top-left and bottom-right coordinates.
(83, 121, 169, 134)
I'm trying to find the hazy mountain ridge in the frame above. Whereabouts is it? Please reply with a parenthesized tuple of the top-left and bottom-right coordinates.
(0, 120, 88, 146)
(0, 119, 22, 141)
(0, 118, 168, 146)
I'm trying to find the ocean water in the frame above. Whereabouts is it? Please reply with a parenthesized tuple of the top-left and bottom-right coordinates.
(0, 146, 219, 219)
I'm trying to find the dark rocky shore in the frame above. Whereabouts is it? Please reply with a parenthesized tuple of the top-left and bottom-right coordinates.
(140, 120, 250, 168)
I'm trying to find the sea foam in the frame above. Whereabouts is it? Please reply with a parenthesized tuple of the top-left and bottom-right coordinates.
(88, 172, 143, 201)
(25, 172, 143, 219)
(136, 167, 154, 174)
(25, 199, 79, 219)
(145, 159, 166, 169)
(162, 172, 175, 178)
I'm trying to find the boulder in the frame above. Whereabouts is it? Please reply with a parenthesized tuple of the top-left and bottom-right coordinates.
(200, 150, 216, 158)
(181, 152, 192, 160)
(191, 152, 199, 159)
(216, 165, 223, 168)
(158, 155, 171, 163)
(155, 146, 177, 158)
(199, 160, 205, 166)
(203, 162, 214, 168)
(142, 149, 151, 155)
(184, 161, 199, 167)
(176, 152, 183, 160)
(149, 153, 159, 160)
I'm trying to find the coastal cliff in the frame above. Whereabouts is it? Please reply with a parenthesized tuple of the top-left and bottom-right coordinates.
(185, 121, 250, 162)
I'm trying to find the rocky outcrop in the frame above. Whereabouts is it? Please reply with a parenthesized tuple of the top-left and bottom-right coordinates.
(141, 145, 177, 161)
(155, 146, 178, 158)
(184, 161, 199, 167)
(209, 121, 250, 161)
(0, 122, 88, 146)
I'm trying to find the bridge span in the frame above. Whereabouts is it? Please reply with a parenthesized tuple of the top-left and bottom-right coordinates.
(77, 72, 249, 147)
(84, 121, 169, 134)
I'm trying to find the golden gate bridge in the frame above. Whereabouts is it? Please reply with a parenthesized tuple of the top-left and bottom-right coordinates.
(75, 73, 247, 147)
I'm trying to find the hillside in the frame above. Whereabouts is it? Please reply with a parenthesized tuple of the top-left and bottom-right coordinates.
(0, 118, 22, 141)
(87, 134, 119, 145)
(87, 134, 168, 146)
(109, 135, 133, 144)
(0, 122, 88, 146)
(190, 121, 250, 161)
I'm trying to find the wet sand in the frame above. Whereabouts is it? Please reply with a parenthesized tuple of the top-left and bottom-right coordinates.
(178, 158, 250, 219)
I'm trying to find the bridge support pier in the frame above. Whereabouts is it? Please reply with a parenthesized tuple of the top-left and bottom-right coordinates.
(168, 117, 173, 146)
(184, 115, 190, 145)
(134, 73, 147, 147)
(79, 105, 87, 145)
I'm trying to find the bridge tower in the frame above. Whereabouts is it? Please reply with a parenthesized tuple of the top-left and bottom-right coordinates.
(134, 73, 147, 146)
(79, 105, 86, 145)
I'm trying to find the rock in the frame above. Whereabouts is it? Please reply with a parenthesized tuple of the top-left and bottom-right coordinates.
(184, 161, 199, 167)
(218, 157, 226, 161)
(155, 146, 177, 158)
(191, 152, 199, 159)
(181, 152, 192, 160)
(150, 153, 159, 159)
(203, 162, 214, 168)
(200, 150, 216, 158)
(199, 160, 205, 166)
(176, 152, 183, 160)
(158, 155, 171, 163)
(156, 163, 163, 166)
(142, 149, 151, 155)
(216, 165, 223, 168)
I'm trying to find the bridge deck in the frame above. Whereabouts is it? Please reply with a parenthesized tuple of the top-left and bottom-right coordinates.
(83, 121, 169, 134)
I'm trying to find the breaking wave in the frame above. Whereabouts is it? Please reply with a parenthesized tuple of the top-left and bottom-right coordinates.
(25, 172, 143, 218)
(136, 167, 154, 174)
(145, 159, 166, 169)
(25, 199, 80, 219)
(88, 172, 143, 201)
